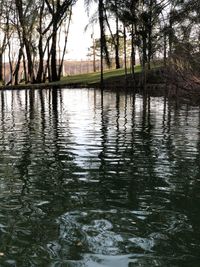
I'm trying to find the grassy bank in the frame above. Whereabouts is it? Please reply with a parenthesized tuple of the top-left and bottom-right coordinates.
(0, 67, 134, 90)
(0, 64, 162, 90)
(1, 64, 200, 104)
(60, 65, 142, 86)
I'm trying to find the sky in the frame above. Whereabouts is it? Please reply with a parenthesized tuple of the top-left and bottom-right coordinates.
(66, 1, 98, 61)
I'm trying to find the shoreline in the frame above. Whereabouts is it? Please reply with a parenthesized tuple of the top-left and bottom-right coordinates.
(0, 67, 163, 91)
(0, 68, 200, 104)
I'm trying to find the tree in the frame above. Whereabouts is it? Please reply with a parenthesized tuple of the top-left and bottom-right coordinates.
(85, 0, 111, 87)
(44, 0, 76, 82)
(15, 0, 38, 83)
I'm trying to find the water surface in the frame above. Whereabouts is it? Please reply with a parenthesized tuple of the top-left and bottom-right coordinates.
(0, 88, 200, 266)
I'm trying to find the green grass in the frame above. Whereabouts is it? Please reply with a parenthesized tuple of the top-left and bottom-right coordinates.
(0, 63, 161, 90)
(60, 65, 142, 85)
(60, 62, 162, 85)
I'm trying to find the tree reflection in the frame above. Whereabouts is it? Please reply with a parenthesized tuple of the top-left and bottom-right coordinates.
(0, 89, 200, 265)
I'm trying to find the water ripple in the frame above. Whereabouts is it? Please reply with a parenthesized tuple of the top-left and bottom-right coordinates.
(0, 89, 199, 266)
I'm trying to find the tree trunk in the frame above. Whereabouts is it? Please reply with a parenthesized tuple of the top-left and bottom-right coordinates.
(0, 53, 3, 82)
(164, 31, 167, 66)
(36, 37, 44, 83)
(50, 22, 58, 82)
(147, 0, 153, 70)
(24, 38, 35, 83)
(131, 24, 135, 80)
(22, 49, 28, 83)
(169, 11, 173, 57)
(99, 0, 104, 88)
(147, 30, 152, 70)
(44, 41, 51, 82)
(115, 11, 120, 69)
(7, 41, 13, 85)
(123, 25, 127, 79)
(35, 1, 45, 83)
(13, 47, 23, 85)
(141, 30, 147, 87)
(58, 7, 72, 80)
(93, 37, 96, 72)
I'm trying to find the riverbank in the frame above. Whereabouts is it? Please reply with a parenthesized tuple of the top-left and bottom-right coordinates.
(0, 65, 157, 90)
(1, 66, 200, 104)
(0, 68, 128, 90)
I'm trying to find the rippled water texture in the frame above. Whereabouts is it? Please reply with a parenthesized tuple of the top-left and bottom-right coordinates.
(0, 88, 200, 266)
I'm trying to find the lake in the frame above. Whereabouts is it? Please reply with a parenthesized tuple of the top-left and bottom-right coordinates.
(0, 88, 199, 266)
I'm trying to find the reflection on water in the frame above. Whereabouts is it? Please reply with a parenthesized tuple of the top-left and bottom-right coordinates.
(0, 88, 200, 266)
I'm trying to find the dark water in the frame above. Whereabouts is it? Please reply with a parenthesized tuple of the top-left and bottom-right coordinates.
(0, 88, 200, 267)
